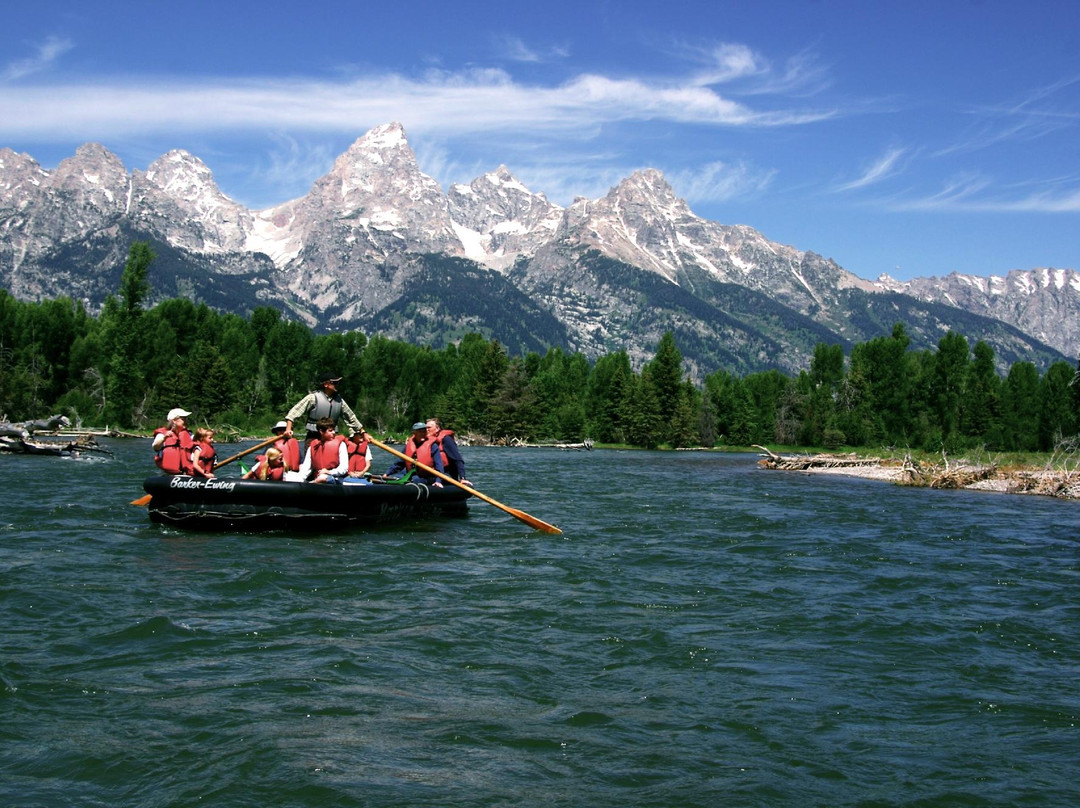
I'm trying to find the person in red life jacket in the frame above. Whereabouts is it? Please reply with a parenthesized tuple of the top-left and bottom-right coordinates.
(426, 418, 470, 484)
(271, 420, 301, 472)
(151, 408, 195, 474)
(297, 418, 348, 483)
(190, 427, 217, 478)
(345, 427, 372, 477)
(384, 422, 444, 486)
(243, 447, 286, 481)
(283, 371, 364, 446)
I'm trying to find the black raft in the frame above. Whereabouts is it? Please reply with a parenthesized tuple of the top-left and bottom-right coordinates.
(142, 475, 470, 531)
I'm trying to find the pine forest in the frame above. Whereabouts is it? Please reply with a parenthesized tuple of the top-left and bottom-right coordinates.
(2, 244, 1078, 453)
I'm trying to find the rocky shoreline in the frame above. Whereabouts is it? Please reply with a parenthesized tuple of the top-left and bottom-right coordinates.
(752, 446, 1080, 501)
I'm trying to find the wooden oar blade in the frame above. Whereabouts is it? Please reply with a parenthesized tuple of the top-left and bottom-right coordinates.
(130, 494, 153, 506)
(367, 435, 561, 534)
(508, 507, 562, 534)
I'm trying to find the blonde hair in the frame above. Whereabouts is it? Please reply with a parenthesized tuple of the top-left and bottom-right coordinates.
(257, 447, 284, 480)
(193, 427, 214, 442)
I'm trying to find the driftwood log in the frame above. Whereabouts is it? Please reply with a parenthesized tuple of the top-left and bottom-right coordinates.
(0, 414, 71, 439)
(752, 445, 883, 471)
(0, 415, 112, 457)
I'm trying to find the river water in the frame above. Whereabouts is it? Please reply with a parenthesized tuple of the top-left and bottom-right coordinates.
(2, 441, 1078, 807)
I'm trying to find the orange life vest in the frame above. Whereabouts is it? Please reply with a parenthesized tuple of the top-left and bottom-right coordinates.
(154, 427, 194, 474)
(347, 438, 370, 474)
(274, 436, 301, 471)
(252, 454, 285, 481)
(192, 440, 216, 474)
(308, 435, 344, 471)
(404, 435, 436, 471)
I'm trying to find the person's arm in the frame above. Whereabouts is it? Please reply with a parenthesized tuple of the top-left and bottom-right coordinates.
(284, 394, 315, 437)
(191, 446, 206, 477)
(443, 435, 466, 479)
(340, 401, 363, 434)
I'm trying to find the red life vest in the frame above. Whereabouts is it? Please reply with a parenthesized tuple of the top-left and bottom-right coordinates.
(154, 427, 194, 474)
(274, 436, 301, 472)
(347, 438, 370, 474)
(192, 440, 216, 474)
(404, 435, 436, 471)
(308, 435, 343, 471)
(252, 454, 285, 481)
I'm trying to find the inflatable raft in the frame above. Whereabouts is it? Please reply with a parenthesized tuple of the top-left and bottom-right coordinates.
(141, 474, 470, 531)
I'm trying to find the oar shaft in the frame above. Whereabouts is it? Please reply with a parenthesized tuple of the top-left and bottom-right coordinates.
(213, 435, 280, 470)
(368, 436, 561, 534)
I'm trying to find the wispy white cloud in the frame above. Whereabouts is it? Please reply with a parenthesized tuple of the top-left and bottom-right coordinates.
(677, 41, 830, 97)
(2, 35, 73, 82)
(255, 134, 341, 199)
(890, 173, 1080, 213)
(491, 34, 569, 63)
(670, 160, 776, 204)
(936, 75, 1080, 157)
(0, 60, 834, 142)
(835, 146, 908, 192)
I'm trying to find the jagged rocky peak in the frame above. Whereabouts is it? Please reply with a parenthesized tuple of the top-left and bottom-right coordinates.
(311, 121, 446, 213)
(607, 168, 690, 219)
(0, 148, 48, 206)
(48, 143, 130, 207)
(448, 164, 559, 232)
(130, 149, 251, 253)
(144, 149, 217, 192)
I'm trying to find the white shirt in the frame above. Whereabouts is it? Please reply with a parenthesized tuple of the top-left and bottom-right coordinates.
(297, 440, 348, 481)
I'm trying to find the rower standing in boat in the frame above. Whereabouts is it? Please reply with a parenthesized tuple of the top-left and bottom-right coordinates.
(283, 371, 364, 447)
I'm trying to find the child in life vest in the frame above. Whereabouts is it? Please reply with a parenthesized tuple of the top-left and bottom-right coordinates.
(243, 447, 286, 481)
(345, 428, 372, 476)
(190, 427, 217, 478)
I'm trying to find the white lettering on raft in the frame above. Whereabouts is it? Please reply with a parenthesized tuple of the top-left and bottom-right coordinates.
(168, 476, 237, 492)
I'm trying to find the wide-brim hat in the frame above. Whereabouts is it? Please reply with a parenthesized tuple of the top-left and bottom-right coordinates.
(272, 420, 288, 432)
(167, 408, 192, 420)
(319, 371, 343, 384)
(411, 422, 427, 431)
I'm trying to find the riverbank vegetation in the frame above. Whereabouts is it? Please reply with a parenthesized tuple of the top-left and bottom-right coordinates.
(2, 244, 1078, 454)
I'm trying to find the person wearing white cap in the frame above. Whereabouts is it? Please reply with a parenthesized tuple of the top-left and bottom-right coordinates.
(151, 408, 194, 474)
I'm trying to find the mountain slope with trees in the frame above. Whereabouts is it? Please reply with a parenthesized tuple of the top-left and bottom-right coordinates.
(3, 244, 1076, 457)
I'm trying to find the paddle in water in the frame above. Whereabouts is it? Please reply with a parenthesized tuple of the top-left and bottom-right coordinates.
(367, 435, 562, 534)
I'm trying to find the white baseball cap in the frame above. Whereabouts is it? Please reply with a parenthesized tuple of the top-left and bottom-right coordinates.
(167, 408, 192, 420)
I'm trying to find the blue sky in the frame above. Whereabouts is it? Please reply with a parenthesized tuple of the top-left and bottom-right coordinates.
(1, 0, 1076, 281)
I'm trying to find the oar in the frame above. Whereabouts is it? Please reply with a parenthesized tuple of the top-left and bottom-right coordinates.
(213, 434, 281, 471)
(367, 435, 562, 534)
(130, 434, 280, 506)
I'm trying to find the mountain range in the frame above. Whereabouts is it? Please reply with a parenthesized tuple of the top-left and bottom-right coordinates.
(1, 122, 1076, 377)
